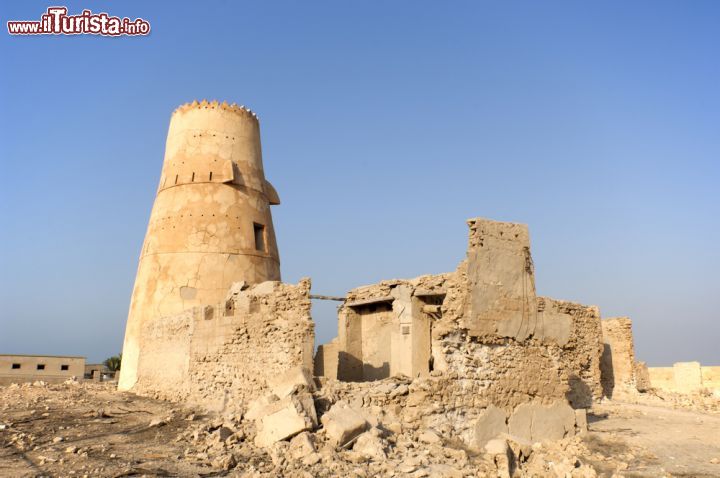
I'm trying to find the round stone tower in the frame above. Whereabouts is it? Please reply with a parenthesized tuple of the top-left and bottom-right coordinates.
(118, 100, 281, 390)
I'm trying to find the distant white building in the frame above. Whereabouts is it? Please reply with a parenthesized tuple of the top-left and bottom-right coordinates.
(0, 354, 85, 385)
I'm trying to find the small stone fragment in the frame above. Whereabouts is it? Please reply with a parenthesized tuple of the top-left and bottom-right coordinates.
(353, 430, 387, 460)
(418, 429, 441, 444)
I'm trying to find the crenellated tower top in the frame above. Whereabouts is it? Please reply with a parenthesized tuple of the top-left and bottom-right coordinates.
(171, 99, 259, 123)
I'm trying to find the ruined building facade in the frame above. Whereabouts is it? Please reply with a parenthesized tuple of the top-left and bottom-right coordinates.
(313, 217, 605, 448)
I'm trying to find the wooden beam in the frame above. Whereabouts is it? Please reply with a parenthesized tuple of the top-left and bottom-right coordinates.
(309, 294, 345, 302)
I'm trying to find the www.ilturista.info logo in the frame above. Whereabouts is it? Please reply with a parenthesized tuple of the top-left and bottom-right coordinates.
(7, 7, 150, 36)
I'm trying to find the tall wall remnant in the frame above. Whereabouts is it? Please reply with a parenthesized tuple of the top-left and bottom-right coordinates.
(119, 100, 282, 391)
(463, 219, 537, 340)
(600, 317, 638, 397)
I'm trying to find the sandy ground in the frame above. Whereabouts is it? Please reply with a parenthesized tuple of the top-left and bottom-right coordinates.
(585, 401, 720, 477)
(1, 381, 720, 477)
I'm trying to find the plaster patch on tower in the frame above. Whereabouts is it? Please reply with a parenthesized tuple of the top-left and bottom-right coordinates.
(179, 286, 197, 301)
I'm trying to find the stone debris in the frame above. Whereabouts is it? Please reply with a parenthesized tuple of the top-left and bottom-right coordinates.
(288, 431, 315, 459)
(148, 416, 168, 428)
(352, 429, 387, 460)
(321, 400, 369, 447)
(269, 365, 316, 398)
(245, 393, 279, 421)
(254, 391, 317, 448)
(472, 404, 509, 450)
(418, 429, 442, 444)
(2, 380, 720, 477)
(485, 437, 510, 455)
(508, 401, 578, 444)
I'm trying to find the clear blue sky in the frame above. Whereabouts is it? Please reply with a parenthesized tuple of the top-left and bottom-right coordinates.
(1, 1, 718, 365)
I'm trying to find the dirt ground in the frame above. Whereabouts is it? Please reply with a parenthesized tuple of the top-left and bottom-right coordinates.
(1, 381, 720, 477)
(585, 400, 720, 477)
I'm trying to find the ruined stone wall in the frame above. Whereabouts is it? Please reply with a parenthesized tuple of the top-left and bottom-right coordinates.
(702, 366, 720, 390)
(314, 339, 339, 379)
(673, 361, 704, 393)
(131, 279, 314, 412)
(648, 367, 674, 390)
(322, 218, 605, 410)
(312, 217, 602, 451)
(600, 317, 637, 397)
(432, 220, 603, 409)
(647, 363, 720, 393)
(537, 298, 604, 407)
(430, 331, 569, 411)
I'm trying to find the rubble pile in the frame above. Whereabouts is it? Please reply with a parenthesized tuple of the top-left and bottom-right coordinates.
(4, 378, 720, 477)
(623, 387, 720, 415)
(174, 372, 604, 478)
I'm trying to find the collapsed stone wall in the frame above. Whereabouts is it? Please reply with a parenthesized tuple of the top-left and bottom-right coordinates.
(131, 279, 314, 411)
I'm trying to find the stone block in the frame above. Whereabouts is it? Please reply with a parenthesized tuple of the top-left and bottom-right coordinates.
(472, 405, 508, 450)
(245, 393, 279, 421)
(269, 366, 315, 398)
(288, 431, 315, 460)
(484, 438, 509, 455)
(321, 401, 368, 447)
(353, 430, 387, 460)
(508, 403, 534, 443)
(635, 361, 651, 392)
(418, 429, 442, 444)
(254, 392, 317, 448)
(508, 401, 576, 444)
(464, 218, 537, 341)
(600, 317, 637, 397)
(250, 281, 280, 296)
(531, 401, 576, 442)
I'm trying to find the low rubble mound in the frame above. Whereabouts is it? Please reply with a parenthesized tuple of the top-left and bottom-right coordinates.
(628, 387, 720, 415)
(4, 378, 717, 477)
